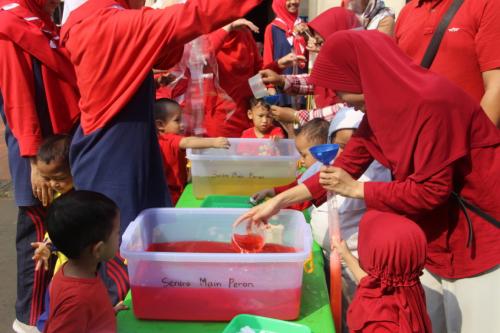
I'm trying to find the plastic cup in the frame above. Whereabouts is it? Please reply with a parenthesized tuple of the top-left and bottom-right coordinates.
(248, 73, 270, 99)
(232, 219, 267, 253)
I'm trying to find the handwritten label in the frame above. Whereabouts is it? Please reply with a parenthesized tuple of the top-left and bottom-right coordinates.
(209, 172, 265, 179)
(160, 276, 255, 289)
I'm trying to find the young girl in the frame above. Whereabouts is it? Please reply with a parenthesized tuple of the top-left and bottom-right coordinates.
(332, 210, 432, 333)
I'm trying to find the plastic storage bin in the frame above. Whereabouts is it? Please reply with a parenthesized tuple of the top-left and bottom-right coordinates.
(187, 138, 299, 199)
(222, 314, 312, 333)
(120, 208, 312, 321)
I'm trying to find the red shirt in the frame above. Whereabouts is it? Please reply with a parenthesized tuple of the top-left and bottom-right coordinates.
(158, 133, 187, 205)
(395, 0, 500, 102)
(44, 265, 115, 333)
(240, 126, 285, 139)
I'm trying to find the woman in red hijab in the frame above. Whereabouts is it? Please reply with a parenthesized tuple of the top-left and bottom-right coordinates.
(333, 210, 431, 333)
(238, 29, 500, 331)
(0, 0, 80, 329)
(263, 0, 307, 107)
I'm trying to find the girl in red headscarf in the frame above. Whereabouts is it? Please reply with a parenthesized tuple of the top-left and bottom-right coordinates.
(0, 0, 80, 329)
(263, 0, 307, 107)
(333, 210, 431, 333)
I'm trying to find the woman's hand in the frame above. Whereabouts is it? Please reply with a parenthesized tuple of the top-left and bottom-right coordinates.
(30, 159, 52, 206)
(277, 52, 307, 69)
(270, 106, 298, 123)
(259, 69, 285, 88)
(319, 166, 364, 199)
(224, 18, 259, 33)
(234, 196, 283, 227)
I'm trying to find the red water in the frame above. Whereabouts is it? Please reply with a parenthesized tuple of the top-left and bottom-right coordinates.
(146, 240, 296, 253)
(232, 234, 265, 253)
(132, 241, 301, 320)
(131, 285, 301, 321)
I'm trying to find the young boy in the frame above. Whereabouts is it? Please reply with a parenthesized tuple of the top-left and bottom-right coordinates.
(251, 118, 329, 209)
(241, 98, 285, 139)
(43, 190, 121, 333)
(154, 98, 230, 205)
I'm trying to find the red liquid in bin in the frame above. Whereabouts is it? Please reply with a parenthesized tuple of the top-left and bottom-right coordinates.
(130, 241, 302, 321)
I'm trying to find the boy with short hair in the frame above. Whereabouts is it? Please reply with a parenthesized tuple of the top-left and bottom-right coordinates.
(154, 98, 230, 205)
(241, 98, 285, 139)
(43, 190, 120, 333)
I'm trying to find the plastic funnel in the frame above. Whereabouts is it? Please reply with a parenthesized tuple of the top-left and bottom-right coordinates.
(309, 144, 340, 165)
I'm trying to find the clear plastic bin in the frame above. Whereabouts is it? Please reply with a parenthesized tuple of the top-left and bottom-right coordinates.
(187, 138, 300, 199)
(120, 208, 312, 321)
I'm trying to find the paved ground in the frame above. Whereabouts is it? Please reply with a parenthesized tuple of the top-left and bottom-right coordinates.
(0, 198, 18, 332)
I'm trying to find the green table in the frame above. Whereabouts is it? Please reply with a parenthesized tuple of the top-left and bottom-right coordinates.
(117, 184, 334, 333)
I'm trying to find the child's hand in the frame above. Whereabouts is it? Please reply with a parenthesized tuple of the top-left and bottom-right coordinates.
(31, 241, 52, 271)
(251, 188, 276, 203)
(331, 238, 350, 258)
(113, 301, 129, 315)
(213, 137, 230, 149)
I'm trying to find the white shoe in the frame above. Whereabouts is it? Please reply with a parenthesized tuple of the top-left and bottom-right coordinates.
(12, 319, 41, 333)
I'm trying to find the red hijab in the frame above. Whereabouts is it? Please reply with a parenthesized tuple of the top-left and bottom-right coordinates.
(0, 0, 80, 136)
(311, 30, 499, 182)
(271, 0, 306, 57)
(307, 7, 360, 107)
(347, 210, 431, 332)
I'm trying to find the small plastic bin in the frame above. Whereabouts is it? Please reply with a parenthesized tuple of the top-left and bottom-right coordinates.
(120, 208, 312, 321)
(201, 195, 253, 208)
(222, 314, 312, 333)
(187, 138, 299, 199)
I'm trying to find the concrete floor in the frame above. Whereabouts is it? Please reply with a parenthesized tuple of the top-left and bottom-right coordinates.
(0, 198, 18, 332)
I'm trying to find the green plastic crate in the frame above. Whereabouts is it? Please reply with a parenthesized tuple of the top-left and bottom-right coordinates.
(222, 314, 312, 333)
(200, 195, 254, 208)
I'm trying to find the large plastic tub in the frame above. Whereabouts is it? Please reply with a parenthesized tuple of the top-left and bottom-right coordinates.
(120, 208, 312, 321)
(187, 138, 299, 199)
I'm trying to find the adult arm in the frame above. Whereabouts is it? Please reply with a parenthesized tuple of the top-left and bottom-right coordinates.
(480, 69, 500, 127)
(376, 15, 395, 37)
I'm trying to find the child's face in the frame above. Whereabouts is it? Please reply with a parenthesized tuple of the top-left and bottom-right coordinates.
(295, 134, 318, 169)
(160, 109, 184, 135)
(332, 129, 355, 155)
(36, 160, 73, 194)
(248, 105, 274, 135)
(286, 0, 300, 14)
(100, 213, 121, 262)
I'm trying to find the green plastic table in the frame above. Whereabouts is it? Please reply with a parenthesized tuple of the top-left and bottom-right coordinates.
(117, 184, 335, 333)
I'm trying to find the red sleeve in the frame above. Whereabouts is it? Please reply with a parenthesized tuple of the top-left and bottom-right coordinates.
(0, 40, 42, 156)
(208, 28, 229, 55)
(475, 0, 500, 72)
(44, 296, 91, 333)
(303, 172, 326, 204)
(263, 24, 274, 66)
(364, 167, 453, 216)
(274, 179, 298, 194)
(333, 120, 375, 180)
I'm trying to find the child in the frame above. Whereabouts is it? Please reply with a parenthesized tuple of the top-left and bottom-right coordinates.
(251, 118, 329, 209)
(241, 98, 285, 139)
(154, 98, 230, 205)
(31, 135, 73, 273)
(332, 210, 432, 333)
(43, 190, 121, 333)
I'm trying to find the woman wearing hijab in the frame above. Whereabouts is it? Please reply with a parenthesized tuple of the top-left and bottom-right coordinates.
(263, 0, 307, 107)
(237, 30, 500, 332)
(0, 0, 80, 329)
(60, 0, 261, 305)
(261, 7, 362, 126)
